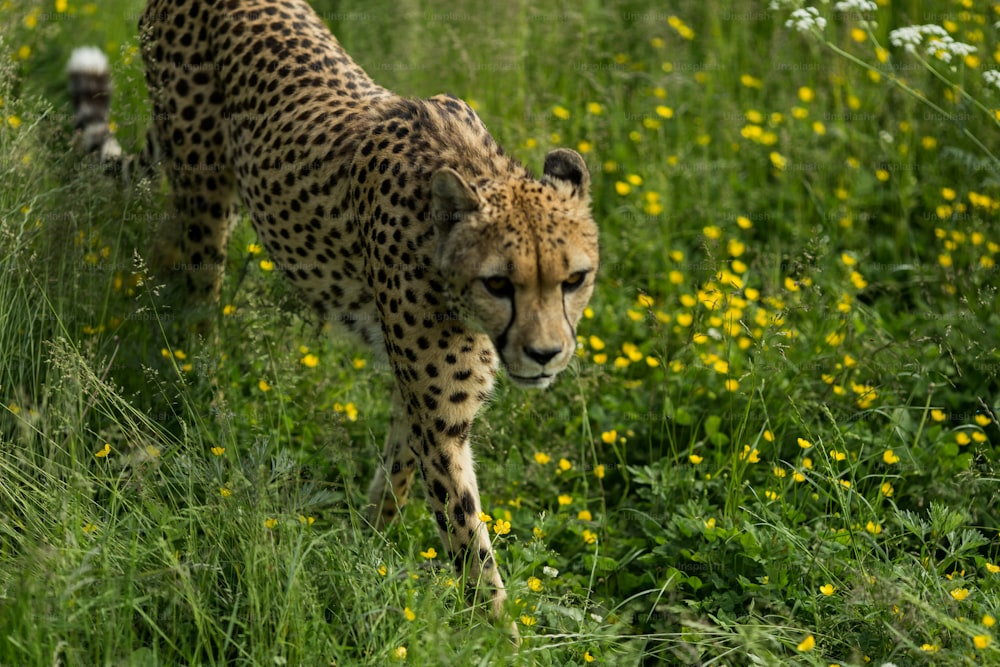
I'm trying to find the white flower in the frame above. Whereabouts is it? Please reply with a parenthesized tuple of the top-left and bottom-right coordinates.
(786, 7, 827, 33)
(983, 70, 1000, 91)
(889, 24, 949, 54)
(542, 565, 560, 578)
(925, 35, 977, 63)
(834, 0, 878, 12)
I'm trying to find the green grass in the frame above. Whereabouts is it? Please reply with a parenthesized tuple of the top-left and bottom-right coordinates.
(2, 0, 1000, 664)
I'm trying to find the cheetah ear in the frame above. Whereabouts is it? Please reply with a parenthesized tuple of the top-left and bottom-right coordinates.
(431, 168, 481, 233)
(542, 148, 590, 200)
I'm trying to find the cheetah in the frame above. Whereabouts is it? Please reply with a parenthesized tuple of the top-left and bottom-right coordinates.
(68, 0, 599, 625)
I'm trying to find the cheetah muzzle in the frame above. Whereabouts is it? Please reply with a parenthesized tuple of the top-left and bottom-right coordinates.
(68, 0, 600, 634)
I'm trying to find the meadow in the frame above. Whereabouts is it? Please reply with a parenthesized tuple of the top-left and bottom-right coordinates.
(1, 0, 999, 664)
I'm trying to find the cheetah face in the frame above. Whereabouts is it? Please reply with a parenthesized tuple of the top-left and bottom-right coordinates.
(432, 149, 599, 388)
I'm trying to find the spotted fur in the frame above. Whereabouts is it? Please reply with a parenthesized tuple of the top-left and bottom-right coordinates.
(70, 0, 599, 624)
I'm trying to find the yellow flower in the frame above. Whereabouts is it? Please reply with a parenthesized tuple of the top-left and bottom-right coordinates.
(819, 584, 836, 596)
(950, 587, 970, 601)
(594, 464, 605, 479)
(986, 562, 1000, 574)
(739, 445, 761, 463)
(615, 181, 631, 196)
(797, 634, 815, 652)
(825, 331, 845, 347)
(883, 450, 900, 465)
(881, 482, 894, 497)
(94, 443, 112, 458)
(265, 518, 278, 529)
(601, 430, 617, 444)
(552, 105, 571, 120)
(527, 576, 543, 592)
(403, 607, 416, 621)
(82, 523, 98, 534)
(689, 454, 704, 465)
(798, 87, 814, 103)
(655, 105, 674, 119)
(984, 614, 996, 628)
(534, 452, 551, 464)
(702, 225, 722, 240)
(520, 615, 537, 627)
(420, 547, 437, 559)
(222, 304, 236, 316)
(584, 651, 595, 662)
(975, 414, 992, 426)
(830, 450, 846, 462)
(220, 487, 232, 497)
(797, 438, 813, 450)
(377, 564, 388, 576)
(586, 102, 603, 115)
(299, 515, 315, 525)
(765, 490, 779, 501)
(725, 379, 739, 392)
(478, 512, 493, 524)
(493, 519, 511, 535)
(704, 517, 716, 529)
(558, 494, 573, 506)
(211, 446, 225, 456)
(532, 526, 545, 540)
(259, 259, 274, 271)
(956, 432, 971, 445)
(301, 353, 319, 368)
(931, 409, 947, 422)
(392, 646, 407, 660)
(921, 643, 939, 652)
(582, 529, 597, 544)
(769, 152, 787, 171)
(974, 635, 992, 649)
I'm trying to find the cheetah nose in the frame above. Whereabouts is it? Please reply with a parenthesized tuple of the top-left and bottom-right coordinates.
(524, 346, 562, 366)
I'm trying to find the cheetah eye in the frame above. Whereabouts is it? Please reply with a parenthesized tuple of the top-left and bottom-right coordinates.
(562, 271, 588, 293)
(482, 276, 514, 298)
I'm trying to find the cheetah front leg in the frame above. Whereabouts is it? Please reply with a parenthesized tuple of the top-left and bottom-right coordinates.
(420, 433, 508, 618)
(367, 388, 418, 527)
(378, 338, 512, 628)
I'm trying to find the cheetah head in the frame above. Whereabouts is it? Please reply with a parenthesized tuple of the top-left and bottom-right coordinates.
(431, 149, 599, 389)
